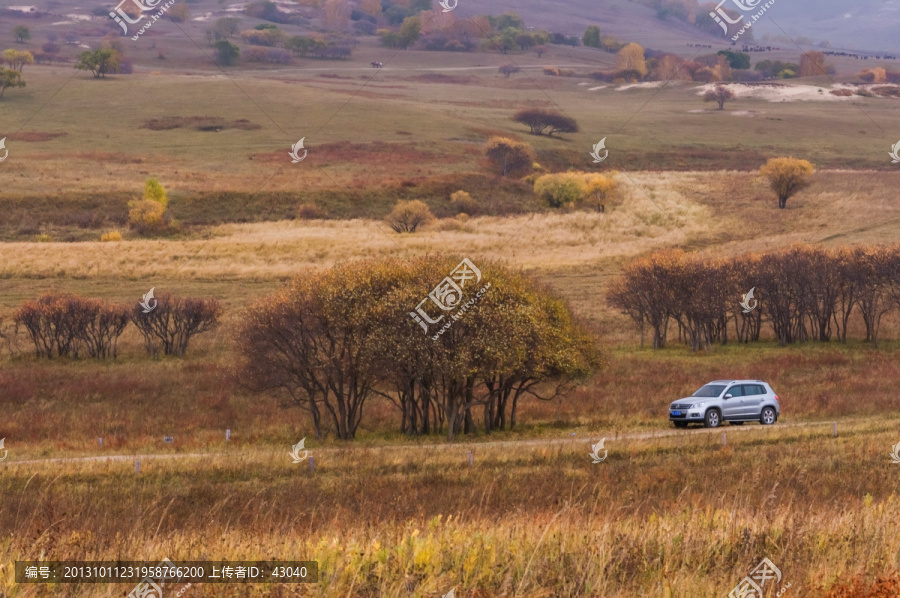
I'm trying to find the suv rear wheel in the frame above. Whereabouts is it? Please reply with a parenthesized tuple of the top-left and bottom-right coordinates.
(704, 409, 721, 428)
(760, 407, 776, 425)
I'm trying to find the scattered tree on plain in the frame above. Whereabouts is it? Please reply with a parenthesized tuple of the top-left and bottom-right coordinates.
(759, 157, 814, 209)
(0, 68, 25, 99)
(484, 136, 535, 177)
(386, 199, 434, 233)
(75, 48, 121, 78)
(499, 64, 521, 78)
(512, 108, 579, 136)
(704, 84, 735, 110)
(14, 26, 31, 43)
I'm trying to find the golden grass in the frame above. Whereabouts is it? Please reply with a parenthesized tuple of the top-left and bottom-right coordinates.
(2, 418, 898, 597)
(0, 172, 717, 280)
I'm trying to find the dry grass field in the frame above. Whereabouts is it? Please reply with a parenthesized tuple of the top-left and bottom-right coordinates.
(2, 418, 899, 597)
(3, 2, 900, 595)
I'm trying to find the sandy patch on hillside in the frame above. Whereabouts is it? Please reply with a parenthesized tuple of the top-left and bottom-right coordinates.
(616, 82, 668, 91)
(696, 83, 856, 102)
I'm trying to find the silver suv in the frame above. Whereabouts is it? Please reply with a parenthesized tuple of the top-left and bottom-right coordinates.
(668, 380, 780, 428)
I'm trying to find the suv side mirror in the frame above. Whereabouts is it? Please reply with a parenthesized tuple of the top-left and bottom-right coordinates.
(724, 394, 733, 400)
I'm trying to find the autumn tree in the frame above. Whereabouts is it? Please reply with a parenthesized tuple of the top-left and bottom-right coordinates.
(534, 172, 617, 211)
(759, 157, 815, 209)
(0, 68, 25, 99)
(484, 136, 535, 177)
(75, 48, 121, 78)
(2, 49, 33, 72)
(704, 84, 735, 110)
(15, 293, 130, 359)
(236, 257, 603, 440)
(799, 51, 826, 77)
(128, 178, 170, 233)
(131, 292, 221, 357)
(617, 42, 647, 78)
(386, 199, 434, 233)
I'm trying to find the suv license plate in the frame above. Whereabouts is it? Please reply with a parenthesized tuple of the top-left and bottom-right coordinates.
(671, 410, 682, 416)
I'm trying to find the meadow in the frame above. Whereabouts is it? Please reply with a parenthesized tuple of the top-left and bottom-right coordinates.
(3, 7, 900, 595)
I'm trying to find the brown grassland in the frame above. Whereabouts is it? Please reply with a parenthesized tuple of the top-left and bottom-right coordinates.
(2, 25, 900, 596)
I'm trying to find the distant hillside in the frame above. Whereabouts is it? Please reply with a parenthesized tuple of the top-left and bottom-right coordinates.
(467, 0, 899, 54)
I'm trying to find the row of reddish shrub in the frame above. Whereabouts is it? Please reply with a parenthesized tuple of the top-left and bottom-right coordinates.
(609, 245, 900, 351)
(13, 292, 221, 359)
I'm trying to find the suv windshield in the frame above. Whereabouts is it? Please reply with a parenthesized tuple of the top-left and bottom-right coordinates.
(692, 384, 726, 398)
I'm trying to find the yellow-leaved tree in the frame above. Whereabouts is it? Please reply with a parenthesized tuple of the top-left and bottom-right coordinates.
(128, 178, 169, 233)
(759, 158, 814, 209)
(617, 43, 647, 78)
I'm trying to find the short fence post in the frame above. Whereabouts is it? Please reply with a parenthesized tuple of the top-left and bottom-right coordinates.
(135, 459, 141, 474)
(226, 429, 231, 442)
(833, 422, 837, 437)
(308, 456, 315, 472)
(98, 438, 103, 447)
(722, 432, 727, 447)
(467, 450, 474, 467)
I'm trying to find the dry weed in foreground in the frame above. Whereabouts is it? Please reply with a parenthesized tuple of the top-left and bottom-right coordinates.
(1, 422, 899, 597)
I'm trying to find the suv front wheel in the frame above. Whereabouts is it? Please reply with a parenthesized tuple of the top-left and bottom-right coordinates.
(704, 409, 721, 428)
(761, 407, 776, 425)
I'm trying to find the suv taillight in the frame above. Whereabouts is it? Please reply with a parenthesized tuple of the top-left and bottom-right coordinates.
(774, 395, 779, 402)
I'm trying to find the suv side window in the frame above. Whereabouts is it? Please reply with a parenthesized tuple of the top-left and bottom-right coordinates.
(728, 385, 744, 398)
(750, 384, 764, 396)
